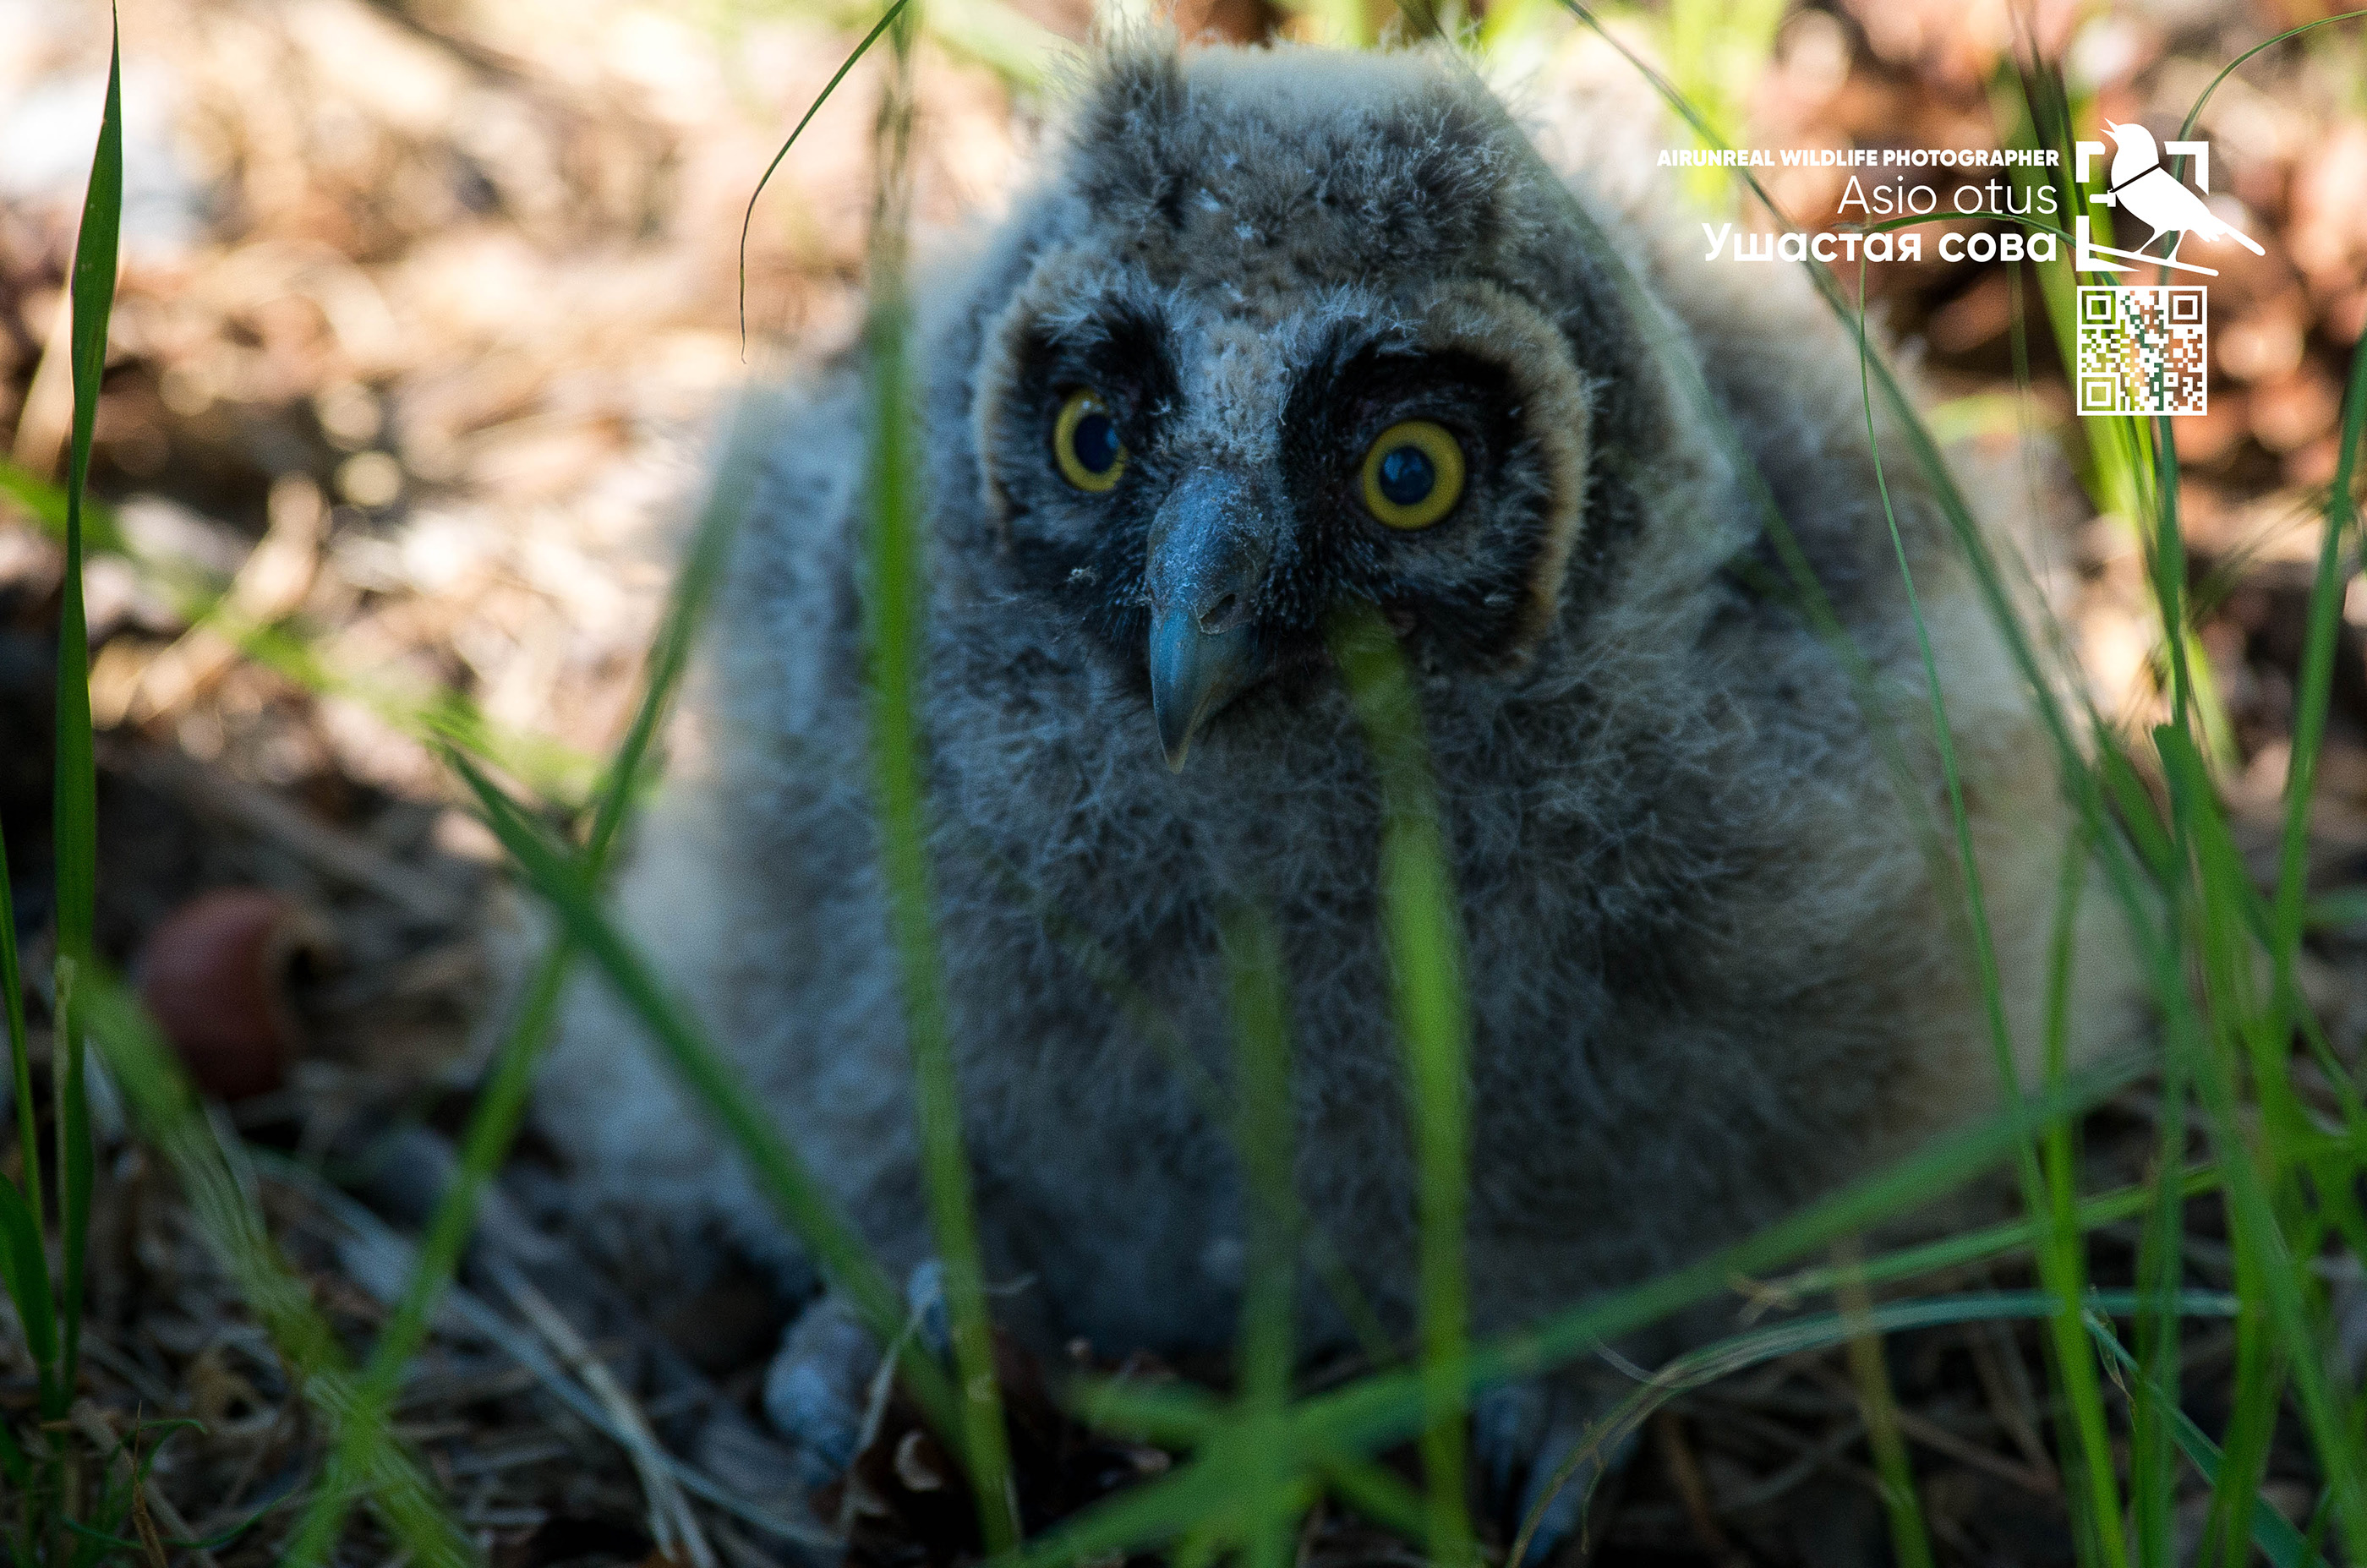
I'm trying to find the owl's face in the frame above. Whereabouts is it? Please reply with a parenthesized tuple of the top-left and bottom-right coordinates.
(973, 46, 1596, 768)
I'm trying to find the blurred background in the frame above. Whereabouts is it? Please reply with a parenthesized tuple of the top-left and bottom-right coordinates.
(1, 0, 2365, 1561)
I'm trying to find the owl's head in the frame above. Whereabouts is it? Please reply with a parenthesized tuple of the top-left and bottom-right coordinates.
(971, 44, 1629, 769)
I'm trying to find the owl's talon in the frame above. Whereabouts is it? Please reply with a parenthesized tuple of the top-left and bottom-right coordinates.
(1474, 1378, 1636, 1566)
(763, 1295, 881, 1489)
(762, 1262, 959, 1489)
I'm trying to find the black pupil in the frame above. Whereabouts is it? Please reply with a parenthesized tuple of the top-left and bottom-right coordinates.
(1376, 445, 1435, 507)
(1071, 411, 1121, 474)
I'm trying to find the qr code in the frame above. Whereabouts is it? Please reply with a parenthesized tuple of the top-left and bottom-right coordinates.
(2075, 286, 2207, 415)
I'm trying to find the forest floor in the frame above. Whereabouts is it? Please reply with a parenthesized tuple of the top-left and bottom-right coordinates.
(3, 0, 2367, 1562)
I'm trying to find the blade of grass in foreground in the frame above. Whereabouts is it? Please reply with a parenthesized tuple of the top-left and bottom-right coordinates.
(1837, 1248, 1936, 1568)
(50, 3, 121, 1416)
(2157, 720, 2362, 1567)
(1221, 902, 1301, 1568)
(1330, 606, 1475, 1567)
(2162, 767, 2367, 1561)
(738, 0, 909, 349)
(447, 751, 956, 1434)
(2037, 827, 2129, 1568)
(52, 14, 116, 981)
(2156, 726, 2278, 1568)
(856, 0, 1018, 1546)
(1304, 1051, 2154, 1447)
(75, 970, 474, 1565)
(2001, 198, 2129, 1568)
(2088, 1311, 2330, 1568)
(278, 402, 771, 1568)
(2267, 239, 2367, 1148)
(1747, 1162, 2225, 1304)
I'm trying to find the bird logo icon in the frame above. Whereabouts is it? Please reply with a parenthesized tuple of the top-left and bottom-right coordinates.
(2075, 124, 2262, 277)
(2097, 121, 2265, 265)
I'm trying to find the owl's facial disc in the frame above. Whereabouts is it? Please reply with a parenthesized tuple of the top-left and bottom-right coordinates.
(976, 268, 1593, 774)
(1143, 468, 1274, 770)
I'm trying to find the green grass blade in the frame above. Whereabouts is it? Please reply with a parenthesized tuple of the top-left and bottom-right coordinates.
(1068, 1378, 1224, 1446)
(1330, 606, 1474, 1566)
(50, 955, 91, 1423)
(48, 4, 123, 1425)
(1752, 1164, 2223, 1303)
(856, 0, 1016, 1541)
(2157, 724, 2367, 1559)
(76, 970, 476, 1565)
(2135, 413, 2198, 743)
(1835, 1254, 1936, 1568)
(2173, 12, 2367, 144)
(2158, 735, 2284, 1568)
(1224, 903, 1296, 1409)
(1512, 1286, 2242, 1565)
(2161, 715, 2359, 1568)
(278, 982, 566, 1564)
(448, 750, 958, 1435)
(1221, 902, 1298, 1568)
(996, 1447, 1241, 1568)
(1046, 1283, 2244, 1568)
(52, 8, 118, 965)
(0, 1410, 27, 1489)
(2267, 276, 2367, 1097)
(738, 0, 909, 348)
(1317, 1456, 1430, 1541)
(2036, 831, 2126, 1568)
(2133, 961, 2187, 1568)
(2088, 1313, 2329, 1568)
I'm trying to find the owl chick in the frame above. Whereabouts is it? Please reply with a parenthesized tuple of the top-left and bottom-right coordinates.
(531, 40, 2133, 1527)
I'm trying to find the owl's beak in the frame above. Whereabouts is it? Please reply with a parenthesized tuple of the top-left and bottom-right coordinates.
(1149, 609, 1255, 771)
(1145, 469, 1271, 772)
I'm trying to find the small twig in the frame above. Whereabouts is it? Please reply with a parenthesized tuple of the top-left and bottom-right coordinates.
(1651, 1412, 1747, 1568)
(837, 1290, 932, 1539)
(1804, 1360, 2058, 1496)
(273, 1155, 838, 1549)
(70, 1401, 223, 1568)
(483, 1256, 717, 1568)
(1965, 1318, 2053, 1480)
(1710, 1415, 1870, 1516)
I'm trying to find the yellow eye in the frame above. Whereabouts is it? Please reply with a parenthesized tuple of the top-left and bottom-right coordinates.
(1053, 389, 1128, 493)
(1359, 420, 1464, 530)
